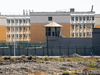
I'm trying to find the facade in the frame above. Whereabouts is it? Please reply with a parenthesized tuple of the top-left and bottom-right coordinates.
(6, 15, 30, 42)
(0, 8, 99, 43)
(95, 14, 100, 28)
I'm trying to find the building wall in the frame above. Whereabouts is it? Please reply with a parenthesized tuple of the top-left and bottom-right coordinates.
(0, 26, 6, 42)
(61, 24, 70, 37)
(30, 24, 71, 41)
(30, 16, 70, 24)
(95, 14, 100, 26)
(30, 24, 46, 42)
(0, 16, 6, 42)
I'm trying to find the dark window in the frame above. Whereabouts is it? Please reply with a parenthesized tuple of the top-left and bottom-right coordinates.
(48, 17, 52, 21)
(71, 17, 74, 21)
(92, 16, 94, 20)
(92, 24, 94, 28)
(83, 17, 85, 21)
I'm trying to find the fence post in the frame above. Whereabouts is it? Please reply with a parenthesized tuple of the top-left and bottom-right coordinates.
(59, 46, 61, 56)
(35, 46, 36, 55)
(51, 47, 53, 56)
(10, 45, 12, 56)
(43, 46, 44, 56)
(76, 46, 77, 54)
(2, 44, 4, 56)
(84, 46, 86, 56)
(27, 44, 28, 56)
(18, 45, 20, 56)
(68, 46, 69, 56)
(93, 46, 94, 55)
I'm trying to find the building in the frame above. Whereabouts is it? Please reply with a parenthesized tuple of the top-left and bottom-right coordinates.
(0, 8, 98, 43)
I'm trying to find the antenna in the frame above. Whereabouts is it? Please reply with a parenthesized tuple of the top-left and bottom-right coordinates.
(91, 5, 93, 12)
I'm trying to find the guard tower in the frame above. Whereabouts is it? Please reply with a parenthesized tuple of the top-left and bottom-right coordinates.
(44, 22, 63, 40)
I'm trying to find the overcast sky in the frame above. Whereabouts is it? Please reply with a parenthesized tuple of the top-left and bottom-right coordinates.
(0, 0, 99, 15)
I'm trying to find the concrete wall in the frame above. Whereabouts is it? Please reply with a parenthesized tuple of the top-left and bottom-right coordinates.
(47, 36, 92, 47)
(30, 12, 70, 24)
(92, 28, 100, 46)
(0, 16, 6, 26)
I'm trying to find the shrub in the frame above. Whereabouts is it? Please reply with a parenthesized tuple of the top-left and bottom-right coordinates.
(22, 58, 28, 61)
(71, 57, 77, 62)
(44, 57, 49, 61)
(0, 58, 4, 61)
(66, 58, 71, 61)
(50, 59, 55, 61)
(28, 55, 33, 60)
(21, 55, 26, 58)
(82, 67, 90, 72)
(42, 57, 45, 61)
(10, 58, 15, 62)
(57, 57, 63, 61)
(36, 58, 41, 61)
(87, 60, 95, 67)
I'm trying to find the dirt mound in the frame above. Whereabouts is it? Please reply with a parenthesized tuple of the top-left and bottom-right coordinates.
(69, 53, 82, 58)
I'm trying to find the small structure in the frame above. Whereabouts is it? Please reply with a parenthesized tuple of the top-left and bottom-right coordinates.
(44, 21, 63, 37)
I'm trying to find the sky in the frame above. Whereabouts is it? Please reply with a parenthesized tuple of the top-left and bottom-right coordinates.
(0, 0, 99, 15)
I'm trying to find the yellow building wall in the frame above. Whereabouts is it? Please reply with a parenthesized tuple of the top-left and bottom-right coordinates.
(30, 24, 70, 42)
(0, 26, 6, 42)
(95, 26, 100, 28)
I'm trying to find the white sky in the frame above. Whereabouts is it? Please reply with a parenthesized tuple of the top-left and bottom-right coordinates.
(0, 0, 99, 15)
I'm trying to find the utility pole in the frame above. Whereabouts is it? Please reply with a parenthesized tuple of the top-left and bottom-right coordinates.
(14, 17, 15, 56)
(47, 28, 49, 56)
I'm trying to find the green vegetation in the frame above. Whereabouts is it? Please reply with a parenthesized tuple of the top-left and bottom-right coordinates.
(22, 58, 28, 61)
(0, 58, 4, 61)
(36, 58, 41, 61)
(10, 58, 15, 61)
(21, 55, 26, 58)
(50, 58, 55, 61)
(87, 60, 96, 67)
(57, 57, 63, 61)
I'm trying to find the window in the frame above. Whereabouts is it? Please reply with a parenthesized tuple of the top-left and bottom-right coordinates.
(92, 24, 94, 28)
(12, 34, 14, 37)
(71, 17, 74, 21)
(19, 34, 22, 38)
(83, 17, 85, 21)
(79, 25, 82, 29)
(79, 17, 82, 21)
(48, 17, 52, 21)
(23, 34, 26, 37)
(83, 33, 85, 36)
(16, 27, 18, 31)
(87, 16, 89, 20)
(11, 20, 14, 23)
(7, 34, 10, 38)
(76, 25, 78, 29)
(23, 19, 25, 23)
(23, 27, 26, 31)
(71, 25, 74, 29)
(87, 32, 91, 36)
(19, 20, 22, 24)
(7, 27, 10, 31)
(72, 33, 74, 37)
(7, 19, 10, 23)
(92, 16, 94, 20)
(19, 27, 22, 31)
(76, 17, 78, 21)
(46, 27, 51, 36)
(11, 27, 13, 31)
(15, 19, 18, 23)
(75, 33, 78, 37)
(83, 25, 85, 28)
(80, 33, 82, 37)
